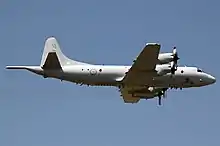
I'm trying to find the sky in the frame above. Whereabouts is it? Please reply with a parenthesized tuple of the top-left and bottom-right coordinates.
(0, 0, 220, 146)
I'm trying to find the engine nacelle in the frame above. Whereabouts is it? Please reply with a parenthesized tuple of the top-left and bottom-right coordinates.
(156, 64, 171, 76)
(158, 47, 179, 65)
(158, 53, 173, 64)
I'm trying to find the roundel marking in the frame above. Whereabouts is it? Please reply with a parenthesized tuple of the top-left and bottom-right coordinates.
(90, 68, 97, 75)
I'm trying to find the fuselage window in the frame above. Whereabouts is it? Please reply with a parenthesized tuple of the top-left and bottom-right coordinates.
(181, 70, 184, 73)
(99, 69, 102, 72)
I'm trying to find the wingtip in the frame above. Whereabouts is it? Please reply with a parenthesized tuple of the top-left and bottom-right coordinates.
(145, 43, 160, 46)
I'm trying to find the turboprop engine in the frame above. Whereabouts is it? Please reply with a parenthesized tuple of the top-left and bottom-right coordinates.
(156, 47, 179, 75)
(158, 47, 179, 65)
(156, 64, 172, 76)
(156, 62, 178, 76)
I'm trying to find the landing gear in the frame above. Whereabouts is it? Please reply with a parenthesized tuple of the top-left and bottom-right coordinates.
(158, 96, 162, 105)
(157, 88, 168, 106)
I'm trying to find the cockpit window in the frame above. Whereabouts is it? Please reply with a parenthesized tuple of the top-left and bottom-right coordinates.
(197, 68, 203, 72)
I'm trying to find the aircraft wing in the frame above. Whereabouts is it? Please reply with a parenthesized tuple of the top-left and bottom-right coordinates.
(122, 43, 160, 85)
(119, 87, 140, 103)
(119, 86, 155, 103)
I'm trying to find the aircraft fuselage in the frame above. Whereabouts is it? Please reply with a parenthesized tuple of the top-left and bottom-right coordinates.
(23, 64, 215, 88)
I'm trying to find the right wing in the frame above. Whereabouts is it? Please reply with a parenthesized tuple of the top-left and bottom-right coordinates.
(122, 43, 161, 85)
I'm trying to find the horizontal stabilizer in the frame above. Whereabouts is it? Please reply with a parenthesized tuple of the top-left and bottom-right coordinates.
(6, 66, 28, 69)
(6, 66, 43, 74)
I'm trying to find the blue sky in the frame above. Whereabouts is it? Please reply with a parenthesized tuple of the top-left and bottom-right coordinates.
(0, 0, 219, 145)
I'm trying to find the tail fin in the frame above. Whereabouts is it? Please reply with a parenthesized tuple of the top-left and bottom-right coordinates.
(40, 37, 89, 69)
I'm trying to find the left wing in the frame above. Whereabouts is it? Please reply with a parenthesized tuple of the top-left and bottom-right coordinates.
(119, 86, 155, 103)
(122, 43, 160, 85)
(119, 87, 140, 103)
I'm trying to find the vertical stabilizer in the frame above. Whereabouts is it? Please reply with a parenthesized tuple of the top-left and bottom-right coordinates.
(40, 37, 89, 69)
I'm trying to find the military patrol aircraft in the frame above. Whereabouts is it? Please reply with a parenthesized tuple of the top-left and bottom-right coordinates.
(6, 37, 216, 105)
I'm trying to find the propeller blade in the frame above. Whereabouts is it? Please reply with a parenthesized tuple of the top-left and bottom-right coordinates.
(170, 61, 176, 74)
(173, 47, 177, 54)
(172, 46, 180, 61)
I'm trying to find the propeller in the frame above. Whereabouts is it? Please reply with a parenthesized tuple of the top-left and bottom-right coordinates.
(170, 61, 177, 74)
(170, 47, 180, 75)
(172, 47, 180, 63)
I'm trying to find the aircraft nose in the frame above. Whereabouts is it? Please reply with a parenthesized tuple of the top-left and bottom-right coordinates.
(208, 75, 216, 84)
